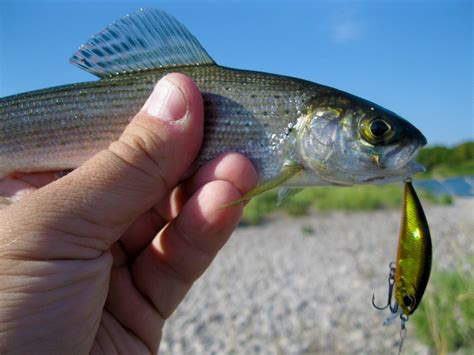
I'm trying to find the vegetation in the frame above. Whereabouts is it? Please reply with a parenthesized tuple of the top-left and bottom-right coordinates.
(416, 141, 474, 178)
(412, 261, 474, 354)
(241, 141, 473, 225)
(241, 183, 451, 225)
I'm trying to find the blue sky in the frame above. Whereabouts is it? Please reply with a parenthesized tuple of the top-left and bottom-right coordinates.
(0, 0, 472, 146)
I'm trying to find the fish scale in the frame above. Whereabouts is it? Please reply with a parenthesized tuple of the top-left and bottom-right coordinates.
(0, 65, 312, 178)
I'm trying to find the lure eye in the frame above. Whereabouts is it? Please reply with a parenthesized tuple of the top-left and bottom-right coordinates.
(403, 295, 415, 309)
(360, 117, 394, 145)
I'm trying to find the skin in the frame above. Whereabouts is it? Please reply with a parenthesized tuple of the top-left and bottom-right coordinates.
(0, 73, 257, 354)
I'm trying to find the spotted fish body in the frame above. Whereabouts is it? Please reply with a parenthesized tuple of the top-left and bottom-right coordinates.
(0, 65, 315, 180)
(0, 9, 427, 191)
(394, 179, 432, 315)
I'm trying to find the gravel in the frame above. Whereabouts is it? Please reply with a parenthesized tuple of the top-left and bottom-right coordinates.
(160, 198, 474, 354)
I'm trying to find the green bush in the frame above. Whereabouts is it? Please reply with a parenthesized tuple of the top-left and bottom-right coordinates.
(307, 184, 402, 211)
(240, 183, 451, 225)
(418, 160, 474, 179)
(416, 141, 474, 178)
(411, 268, 474, 353)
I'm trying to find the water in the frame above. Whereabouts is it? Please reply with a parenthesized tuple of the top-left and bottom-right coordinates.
(414, 176, 474, 197)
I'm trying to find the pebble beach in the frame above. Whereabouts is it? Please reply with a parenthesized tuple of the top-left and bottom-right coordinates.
(160, 198, 474, 354)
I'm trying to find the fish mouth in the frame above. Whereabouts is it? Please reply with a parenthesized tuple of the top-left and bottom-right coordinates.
(381, 139, 425, 171)
(381, 122, 427, 171)
(363, 142, 426, 184)
(363, 160, 425, 184)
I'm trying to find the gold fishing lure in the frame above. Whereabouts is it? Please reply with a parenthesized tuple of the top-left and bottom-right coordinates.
(372, 179, 432, 353)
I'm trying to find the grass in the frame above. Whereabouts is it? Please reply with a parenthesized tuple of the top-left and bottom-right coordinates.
(300, 224, 315, 236)
(417, 160, 474, 179)
(241, 183, 452, 225)
(411, 264, 474, 354)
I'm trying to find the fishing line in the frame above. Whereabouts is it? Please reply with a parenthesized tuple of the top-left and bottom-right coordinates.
(398, 320, 407, 355)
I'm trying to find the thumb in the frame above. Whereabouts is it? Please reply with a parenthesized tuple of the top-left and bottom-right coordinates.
(1, 73, 203, 258)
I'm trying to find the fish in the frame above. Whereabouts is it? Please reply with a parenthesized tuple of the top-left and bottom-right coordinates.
(0, 8, 427, 200)
(372, 178, 432, 354)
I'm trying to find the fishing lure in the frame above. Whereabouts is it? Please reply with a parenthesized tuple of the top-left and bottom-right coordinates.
(372, 178, 432, 354)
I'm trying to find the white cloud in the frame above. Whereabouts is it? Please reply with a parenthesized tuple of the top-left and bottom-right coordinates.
(333, 20, 361, 41)
(329, 7, 363, 43)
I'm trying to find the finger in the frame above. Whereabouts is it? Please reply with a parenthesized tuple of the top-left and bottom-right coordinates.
(132, 180, 244, 318)
(0, 73, 203, 259)
(184, 152, 257, 197)
(151, 153, 257, 223)
(104, 267, 164, 352)
(91, 311, 153, 355)
(117, 209, 165, 258)
(118, 153, 256, 258)
(151, 184, 188, 224)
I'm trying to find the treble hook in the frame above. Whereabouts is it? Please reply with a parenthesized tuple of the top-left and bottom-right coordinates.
(372, 262, 399, 313)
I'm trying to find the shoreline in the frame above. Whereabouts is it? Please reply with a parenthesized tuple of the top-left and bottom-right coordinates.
(160, 198, 473, 354)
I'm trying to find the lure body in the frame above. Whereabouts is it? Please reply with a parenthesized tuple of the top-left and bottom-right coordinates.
(372, 180, 432, 355)
(394, 180, 432, 315)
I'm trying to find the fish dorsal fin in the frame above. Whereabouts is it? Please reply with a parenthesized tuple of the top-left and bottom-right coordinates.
(69, 8, 215, 78)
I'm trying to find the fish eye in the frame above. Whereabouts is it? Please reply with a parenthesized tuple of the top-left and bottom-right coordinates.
(360, 117, 394, 145)
(370, 119, 390, 137)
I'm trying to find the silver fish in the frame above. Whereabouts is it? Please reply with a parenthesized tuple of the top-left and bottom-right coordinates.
(0, 9, 426, 199)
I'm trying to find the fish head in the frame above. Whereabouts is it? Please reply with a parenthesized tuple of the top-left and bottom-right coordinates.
(297, 92, 427, 185)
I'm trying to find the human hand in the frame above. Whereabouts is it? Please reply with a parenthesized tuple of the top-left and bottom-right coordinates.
(0, 74, 257, 354)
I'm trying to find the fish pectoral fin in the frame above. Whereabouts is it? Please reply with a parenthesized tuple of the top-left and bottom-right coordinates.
(222, 161, 303, 208)
(70, 9, 215, 78)
(277, 187, 304, 206)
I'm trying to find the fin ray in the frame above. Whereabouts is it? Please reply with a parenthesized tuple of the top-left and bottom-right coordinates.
(70, 8, 214, 77)
(222, 161, 303, 208)
(277, 187, 303, 206)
